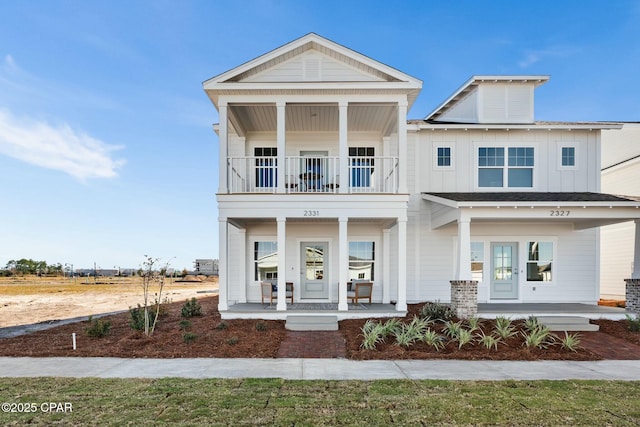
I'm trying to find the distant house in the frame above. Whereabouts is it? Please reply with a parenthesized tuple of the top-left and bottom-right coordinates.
(600, 123, 640, 299)
(194, 259, 218, 275)
(203, 33, 640, 319)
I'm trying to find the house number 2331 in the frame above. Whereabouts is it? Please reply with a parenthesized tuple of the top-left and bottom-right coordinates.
(304, 210, 320, 217)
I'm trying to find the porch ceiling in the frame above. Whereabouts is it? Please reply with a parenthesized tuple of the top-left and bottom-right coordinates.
(228, 217, 397, 228)
(228, 103, 397, 135)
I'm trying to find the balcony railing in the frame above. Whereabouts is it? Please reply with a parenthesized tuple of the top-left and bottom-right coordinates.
(227, 156, 399, 194)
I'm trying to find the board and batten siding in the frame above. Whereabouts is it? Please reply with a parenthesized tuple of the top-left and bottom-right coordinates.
(409, 129, 600, 193)
(244, 51, 383, 83)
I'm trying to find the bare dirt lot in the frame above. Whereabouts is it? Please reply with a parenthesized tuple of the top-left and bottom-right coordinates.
(0, 276, 217, 328)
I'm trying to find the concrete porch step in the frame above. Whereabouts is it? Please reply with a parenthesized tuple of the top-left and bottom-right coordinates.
(537, 316, 600, 332)
(285, 315, 339, 331)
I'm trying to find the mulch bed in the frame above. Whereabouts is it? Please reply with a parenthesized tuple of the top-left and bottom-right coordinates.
(0, 295, 638, 360)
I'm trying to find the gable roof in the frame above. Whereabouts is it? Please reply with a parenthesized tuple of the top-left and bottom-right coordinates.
(203, 33, 422, 108)
(424, 75, 549, 122)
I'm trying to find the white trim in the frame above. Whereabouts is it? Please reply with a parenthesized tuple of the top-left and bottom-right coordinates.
(557, 143, 578, 170)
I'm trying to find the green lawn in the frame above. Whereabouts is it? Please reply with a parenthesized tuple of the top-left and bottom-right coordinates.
(0, 378, 638, 426)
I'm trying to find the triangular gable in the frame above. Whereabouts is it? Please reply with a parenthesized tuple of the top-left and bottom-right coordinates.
(204, 32, 421, 89)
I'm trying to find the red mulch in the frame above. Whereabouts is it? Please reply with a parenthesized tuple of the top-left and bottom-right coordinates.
(0, 295, 639, 360)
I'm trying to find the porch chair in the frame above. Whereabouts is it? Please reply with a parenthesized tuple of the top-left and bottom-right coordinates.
(261, 281, 294, 305)
(347, 281, 373, 304)
(285, 175, 298, 191)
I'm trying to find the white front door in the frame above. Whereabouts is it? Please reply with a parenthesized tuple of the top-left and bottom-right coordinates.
(490, 242, 518, 299)
(300, 242, 329, 299)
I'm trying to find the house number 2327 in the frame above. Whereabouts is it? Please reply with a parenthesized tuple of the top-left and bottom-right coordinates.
(550, 210, 570, 217)
(304, 210, 320, 217)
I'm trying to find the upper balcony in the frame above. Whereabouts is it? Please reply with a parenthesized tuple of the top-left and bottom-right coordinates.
(226, 155, 399, 194)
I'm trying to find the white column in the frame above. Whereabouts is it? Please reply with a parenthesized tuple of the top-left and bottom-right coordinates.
(276, 101, 286, 193)
(397, 100, 408, 194)
(382, 228, 391, 304)
(338, 101, 349, 194)
(396, 217, 408, 311)
(633, 219, 640, 279)
(456, 213, 472, 280)
(218, 218, 228, 311)
(338, 217, 349, 311)
(276, 217, 287, 311)
(218, 102, 228, 194)
(238, 228, 247, 303)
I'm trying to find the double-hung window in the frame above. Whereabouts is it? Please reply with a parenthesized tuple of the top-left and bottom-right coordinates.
(348, 241, 375, 280)
(478, 146, 534, 188)
(526, 241, 553, 282)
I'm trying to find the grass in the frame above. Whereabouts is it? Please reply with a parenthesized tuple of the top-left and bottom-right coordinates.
(0, 378, 638, 425)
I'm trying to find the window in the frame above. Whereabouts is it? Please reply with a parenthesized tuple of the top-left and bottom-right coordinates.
(561, 147, 575, 167)
(437, 147, 451, 167)
(349, 241, 375, 281)
(478, 146, 534, 188)
(254, 241, 277, 281)
(470, 242, 484, 282)
(349, 147, 374, 188)
(255, 147, 277, 188)
(527, 242, 552, 282)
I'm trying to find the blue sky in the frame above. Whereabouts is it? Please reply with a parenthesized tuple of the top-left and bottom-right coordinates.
(0, 1, 638, 271)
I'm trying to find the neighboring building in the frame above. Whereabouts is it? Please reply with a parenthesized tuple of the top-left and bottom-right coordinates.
(203, 33, 640, 319)
(194, 259, 218, 275)
(600, 123, 640, 299)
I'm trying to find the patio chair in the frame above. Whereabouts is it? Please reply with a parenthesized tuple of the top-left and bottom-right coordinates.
(347, 282, 373, 304)
(261, 281, 294, 305)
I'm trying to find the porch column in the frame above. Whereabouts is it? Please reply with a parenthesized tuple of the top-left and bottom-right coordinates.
(338, 217, 349, 311)
(218, 102, 228, 194)
(338, 101, 349, 194)
(397, 100, 408, 194)
(238, 228, 247, 303)
(450, 212, 478, 319)
(276, 217, 287, 311)
(218, 218, 228, 311)
(396, 217, 407, 312)
(276, 101, 286, 193)
(382, 228, 391, 304)
(455, 214, 472, 280)
(624, 220, 640, 314)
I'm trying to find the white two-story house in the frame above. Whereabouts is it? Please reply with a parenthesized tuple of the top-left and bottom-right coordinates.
(204, 33, 640, 320)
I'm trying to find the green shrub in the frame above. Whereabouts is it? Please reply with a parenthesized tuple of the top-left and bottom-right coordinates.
(179, 320, 192, 331)
(494, 316, 517, 339)
(85, 316, 111, 338)
(215, 321, 228, 330)
(455, 328, 474, 349)
(477, 331, 501, 350)
(226, 336, 239, 345)
(626, 314, 640, 332)
(420, 301, 453, 322)
(421, 328, 444, 351)
(181, 298, 202, 318)
(522, 326, 553, 349)
(361, 320, 386, 350)
(128, 305, 155, 331)
(255, 321, 267, 332)
(524, 316, 541, 332)
(443, 320, 463, 339)
(183, 332, 197, 343)
(559, 332, 581, 352)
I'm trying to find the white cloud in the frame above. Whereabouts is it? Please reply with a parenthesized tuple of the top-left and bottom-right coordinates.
(0, 110, 125, 180)
(518, 45, 579, 68)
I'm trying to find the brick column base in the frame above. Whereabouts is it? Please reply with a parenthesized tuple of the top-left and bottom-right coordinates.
(625, 279, 640, 314)
(450, 280, 478, 320)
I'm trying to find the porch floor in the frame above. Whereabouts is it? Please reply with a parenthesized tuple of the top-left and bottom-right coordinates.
(222, 302, 630, 321)
(222, 302, 401, 320)
(478, 303, 629, 320)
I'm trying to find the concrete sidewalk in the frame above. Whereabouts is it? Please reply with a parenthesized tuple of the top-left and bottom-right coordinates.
(2, 357, 640, 380)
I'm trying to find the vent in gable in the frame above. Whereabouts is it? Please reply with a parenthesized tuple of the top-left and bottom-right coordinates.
(303, 57, 321, 81)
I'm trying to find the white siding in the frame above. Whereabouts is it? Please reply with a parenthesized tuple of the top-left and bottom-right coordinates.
(411, 129, 599, 193)
(244, 51, 383, 83)
(478, 84, 534, 124)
